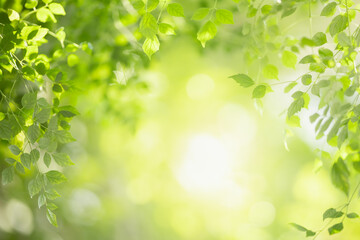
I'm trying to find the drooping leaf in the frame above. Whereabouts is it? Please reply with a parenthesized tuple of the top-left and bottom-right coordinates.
(46, 209, 58, 227)
(197, 21, 217, 47)
(143, 36, 160, 59)
(328, 222, 343, 235)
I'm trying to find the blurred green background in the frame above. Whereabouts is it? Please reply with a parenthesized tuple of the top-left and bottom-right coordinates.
(1, 0, 360, 239)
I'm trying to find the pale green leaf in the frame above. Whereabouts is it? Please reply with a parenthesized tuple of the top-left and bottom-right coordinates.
(215, 9, 234, 24)
(197, 21, 217, 47)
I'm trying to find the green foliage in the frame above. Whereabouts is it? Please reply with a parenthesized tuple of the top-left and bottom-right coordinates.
(1, 0, 360, 237)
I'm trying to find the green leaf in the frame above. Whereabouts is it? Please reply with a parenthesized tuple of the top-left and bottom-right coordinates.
(328, 222, 343, 235)
(299, 55, 317, 64)
(192, 8, 210, 21)
(5, 157, 16, 164)
(48, 3, 65, 15)
(263, 64, 278, 80)
(2, 167, 14, 185)
(215, 9, 234, 24)
(282, 50, 297, 69)
(25, 0, 38, 9)
(30, 149, 40, 163)
(321, 2, 337, 17)
(167, 3, 184, 17)
(28, 176, 43, 198)
(290, 223, 316, 237)
(45, 189, 61, 200)
(44, 152, 52, 168)
(67, 54, 79, 67)
(301, 74, 312, 85)
(323, 208, 344, 220)
(52, 152, 74, 167)
(290, 223, 307, 232)
(347, 212, 359, 218)
(312, 32, 327, 46)
(146, 0, 159, 11)
(9, 145, 21, 155)
(28, 124, 41, 144)
(35, 108, 51, 123)
(54, 130, 76, 144)
(159, 23, 176, 35)
(329, 15, 348, 37)
(284, 82, 297, 93)
(287, 97, 304, 118)
(7, 9, 20, 21)
(36, 7, 56, 23)
(286, 115, 301, 128)
(197, 21, 217, 47)
(140, 13, 158, 38)
(252, 85, 267, 98)
(142, 36, 160, 59)
(22, 92, 37, 109)
(15, 162, 25, 174)
(21, 153, 32, 169)
(46, 209, 58, 227)
(46, 170, 67, 184)
(38, 193, 46, 208)
(47, 202, 58, 210)
(58, 105, 79, 118)
(229, 74, 254, 88)
(309, 113, 320, 123)
(331, 158, 349, 196)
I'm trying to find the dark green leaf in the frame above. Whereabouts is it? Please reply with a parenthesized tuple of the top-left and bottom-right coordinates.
(328, 222, 343, 235)
(323, 208, 344, 220)
(347, 212, 359, 218)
